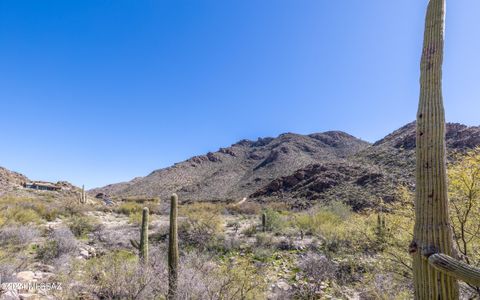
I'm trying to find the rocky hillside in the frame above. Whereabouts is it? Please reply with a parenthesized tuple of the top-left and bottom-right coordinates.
(91, 122, 480, 210)
(91, 131, 370, 201)
(0, 166, 28, 196)
(253, 122, 480, 210)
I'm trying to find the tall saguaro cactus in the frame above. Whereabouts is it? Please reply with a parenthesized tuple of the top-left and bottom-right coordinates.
(80, 185, 87, 204)
(413, 0, 459, 298)
(168, 194, 179, 300)
(129, 207, 150, 265)
(139, 207, 149, 264)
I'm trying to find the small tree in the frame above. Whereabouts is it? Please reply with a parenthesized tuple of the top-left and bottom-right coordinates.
(449, 148, 480, 295)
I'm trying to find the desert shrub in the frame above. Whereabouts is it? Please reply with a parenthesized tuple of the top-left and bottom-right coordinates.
(320, 214, 377, 255)
(320, 200, 352, 219)
(60, 199, 88, 217)
(1, 206, 42, 225)
(287, 201, 378, 255)
(262, 208, 287, 232)
(37, 227, 77, 262)
(0, 260, 17, 283)
(226, 201, 261, 215)
(215, 256, 268, 299)
(179, 203, 224, 250)
(292, 209, 343, 238)
(335, 255, 375, 286)
(293, 252, 338, 298)
(128, 211, 143, 226)
(226, 220, 242, 235)
(179, 202, 224, 216)
(264, 202, 291, 212)
(115, 202, 143, 216)
(252, 247, 275, 262)
(67, 215, 98, 238)
(0, 196, 87, 224)
(0, 225, 40, 246)
(357, 272, 412, 300)
(79, 250, 159, 299)
(241, 224, 257, 237)
(276, 237, 299, 251)
(255, 232, 275, 248)
(175, 252, 220, 299)
(115, 200, 160, 216)
(119, 197, 160, 204)
(219, 236, 243, 253)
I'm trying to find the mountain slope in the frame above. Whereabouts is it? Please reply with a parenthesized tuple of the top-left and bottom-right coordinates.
(91, 131, 370, 201)
(0, 166, 28, 196)
(92, 122, 480, 210)
(251, 122, 480, 210)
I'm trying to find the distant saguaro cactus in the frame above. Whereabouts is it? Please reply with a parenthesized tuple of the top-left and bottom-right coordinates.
(376, 214, 385, 233)
(262, 212, 267, 232)
(80, 185, 87, 204)
(168, 194, 179, 300)
(129, 207, 149, 264)
(140, 207, 149, 263)
(375, 213, 387, 246)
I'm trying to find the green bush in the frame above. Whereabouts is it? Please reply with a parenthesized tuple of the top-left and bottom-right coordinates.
(128, 211, 143, 225)
(68, 215, 97, 238)
(2, 207, 42, 225)
(115, 202, 143, 216)
(241, 224, 257, 237)
(255, 232, 274, 247)
(226, 202, 261, 215)
(0, 196, 87, 225)
(179, 203, 224, 250)
(36, 228, 77, 262)
(262, 208, 286, 232)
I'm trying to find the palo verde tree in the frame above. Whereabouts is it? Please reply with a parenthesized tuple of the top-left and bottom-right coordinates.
(449, 148, 480, 296)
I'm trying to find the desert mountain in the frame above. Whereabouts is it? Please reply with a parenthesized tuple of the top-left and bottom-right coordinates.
(91, 131, 370, 202)
(91, 122, 480, 210)
(252, 122, 480, 210)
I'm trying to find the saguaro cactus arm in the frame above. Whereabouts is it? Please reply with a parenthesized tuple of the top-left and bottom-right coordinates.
(130, 239, 140, 250)
(427, 253, 480, 287)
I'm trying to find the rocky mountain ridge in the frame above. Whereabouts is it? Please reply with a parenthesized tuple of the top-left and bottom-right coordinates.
(91, 122, 480, 210)
(90, 131, 370, 203)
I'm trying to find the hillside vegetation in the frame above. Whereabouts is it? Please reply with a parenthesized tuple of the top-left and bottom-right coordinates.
(1, 145, 480, 299)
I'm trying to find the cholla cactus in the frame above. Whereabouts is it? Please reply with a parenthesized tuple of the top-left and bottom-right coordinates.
(168, 194, 179, 299)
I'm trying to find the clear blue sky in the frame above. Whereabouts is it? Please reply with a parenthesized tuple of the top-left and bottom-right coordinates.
(0, 1, 479, 189)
